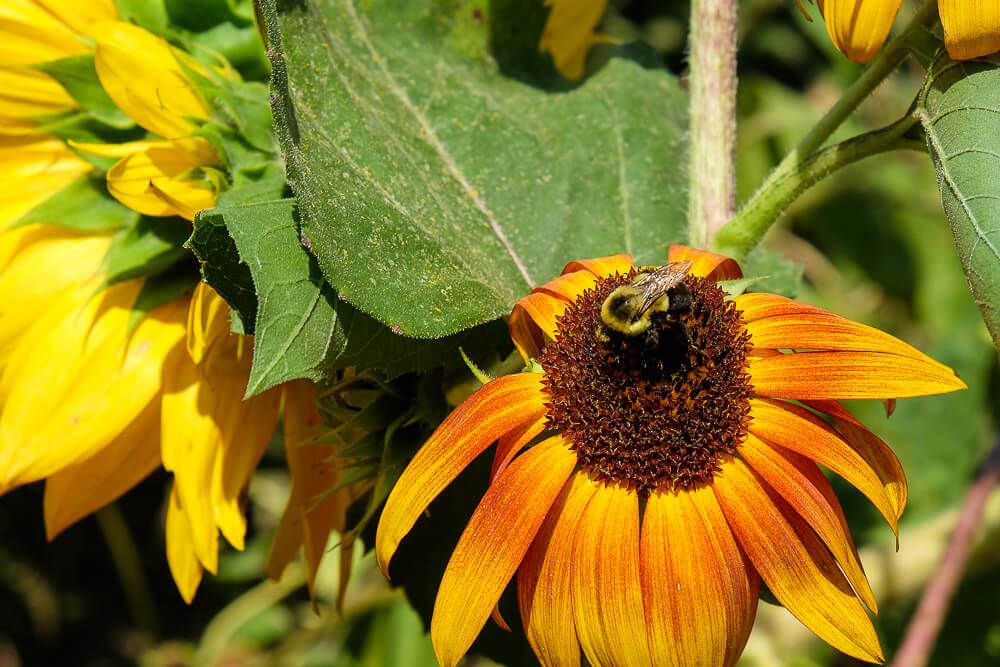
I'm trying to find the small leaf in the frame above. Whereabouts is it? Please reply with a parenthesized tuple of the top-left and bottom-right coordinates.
(103, 216, 191, 285)
(207, 198, 511, 396)
(919, 54, 1000, 350)
(261, 0, 688, 338)
(16, 176, 137, 232)
(189, 207, 258, 332)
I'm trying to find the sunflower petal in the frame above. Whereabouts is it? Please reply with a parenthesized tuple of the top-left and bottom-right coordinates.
(166, 484, 204, 604)
(940, 0, 1000, 60)
(749, 398, 903, 533)
(519, 472, 597, 667)
(0, 67, 76, 119)
(641, 484, 758, 667)
(820, 0, 903, 64)
(744, 313, 949, 369)
(44, 402, 160, 540)
(376, 372, 547, 574)
(715, 458, 883, 663)
(0, 285, 186, 491)
(492, 408, 548, 480)
(431, 436, 576, 667)
(740, 434, 877, 613)
(734, 292, 836, 322)
(749, 350, 965, 400)
(537, 269, 603, 303)
(668, 244, 742, 281)
(562, 254, 634, 278)
(93, 21, 210, 138)
(538, 0, 610, 80)
(573, 481, 651, 667)
(509, 291, 571, 362)
(0, 0, 90, 65)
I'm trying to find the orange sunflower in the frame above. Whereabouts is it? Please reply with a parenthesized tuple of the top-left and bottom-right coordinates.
(376, 245, 965, 666)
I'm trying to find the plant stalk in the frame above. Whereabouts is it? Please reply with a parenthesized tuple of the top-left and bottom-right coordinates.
(891, 437, 1000, 667)
(713, 0, 939, 258)
(687, 0, 739, 247)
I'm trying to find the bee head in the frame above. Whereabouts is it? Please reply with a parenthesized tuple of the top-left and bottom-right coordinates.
(600, 285, 656, 336)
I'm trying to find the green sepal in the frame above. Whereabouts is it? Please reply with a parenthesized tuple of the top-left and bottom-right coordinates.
(15, 176, 137, 232)
(102, 215, 192, 286)
(35, 55, 133, 129)
(114, 0, 169, 34)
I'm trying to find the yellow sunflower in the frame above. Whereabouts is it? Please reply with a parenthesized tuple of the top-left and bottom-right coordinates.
(376, 245, 965, 666)
(0, 5, 347, 603)
(816, 0, 1000, 63)
(539, 0, 610, 80)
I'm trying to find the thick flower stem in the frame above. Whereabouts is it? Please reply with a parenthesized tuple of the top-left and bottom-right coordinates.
(891, 437, 1000, 667)
(687, 0, 739, 247)
(714, 114, 925, 256)
(712, 0, 939, 259)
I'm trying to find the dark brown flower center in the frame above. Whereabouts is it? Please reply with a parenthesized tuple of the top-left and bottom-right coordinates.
(539, 271, 752, 494)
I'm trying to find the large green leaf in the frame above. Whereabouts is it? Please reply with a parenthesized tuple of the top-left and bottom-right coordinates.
(207, 199, 510, 396)
(261, 0, 687, 338)
(919, 55, 1000, 350)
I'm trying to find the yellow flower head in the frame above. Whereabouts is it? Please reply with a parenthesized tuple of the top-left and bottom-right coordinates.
(539, 0, 610, 80)
(818, 0, 1000, 63)
(376, 245, 966, 667)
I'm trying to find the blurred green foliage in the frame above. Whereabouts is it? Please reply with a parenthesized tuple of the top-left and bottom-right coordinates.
(1, 1, 997, 666)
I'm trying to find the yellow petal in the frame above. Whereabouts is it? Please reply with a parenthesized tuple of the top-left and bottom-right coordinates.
(539, 0, 610, 79)
(641, 485, 758, 667)
(162, 284, 281, 570)
(715, 458, 883, 663)
(0, 0, 89, 65)
(33, 0, 119, 37)
(572, 481, 651, 667)
(518, 472, 597, 667)
(44, 402, 160, 539)
(98, 138, 218, 220)
(166, 484, 204, 604)
(820, 0, 903, 64)
(431, 436, 577, 667)
(940, 0, 1000, 60)
(93, 21, 210, 138)
(0, 136, 91, 229)
(0, 284, 187, 491)
(0, 66, 76, 120)
(0, 225, 110, 368)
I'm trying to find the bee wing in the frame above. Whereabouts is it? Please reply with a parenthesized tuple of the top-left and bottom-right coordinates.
(633, 261, 691, 312)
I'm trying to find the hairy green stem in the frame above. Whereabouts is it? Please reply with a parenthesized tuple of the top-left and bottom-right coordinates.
(713, 0, 939, 258)
(716, 114, 925, 255)
(687, 0, 739, 247)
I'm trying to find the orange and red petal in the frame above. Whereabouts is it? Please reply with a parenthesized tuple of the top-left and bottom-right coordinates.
(492, 409, 548, 481)
(734, 292, 836, 322)
(749, 350, 965, 400)
(376, 372, 547, 574)
(739, 434, 876, 613)
(640, 484, 758, 667)
(430, 436, 577, 667)
(744, 313, 950, 370)
(510, 291, 569, 362)
(668, 244, 742, 281)
(562, 254, 634, 279)
(749, 398, 904, 533)
(519, 472, 598, 667)
(715, 458, 883, 663)
(572, 481, 651, 667)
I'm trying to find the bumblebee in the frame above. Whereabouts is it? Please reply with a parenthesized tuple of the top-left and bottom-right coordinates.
(599, 261, 692, 337)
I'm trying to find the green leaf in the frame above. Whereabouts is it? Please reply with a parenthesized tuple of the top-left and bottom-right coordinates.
(165, 0, 248, 31)
(103, 216, 192, 286)
(739, 245, 803, 297)
(189, 206, 258, 332)
(261, 0, 688, 338)
(35, 56, 133, 128)
(919, 55, 1000, 351)
(208, 198, 511, 396)
(15, 176, 137, 232)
